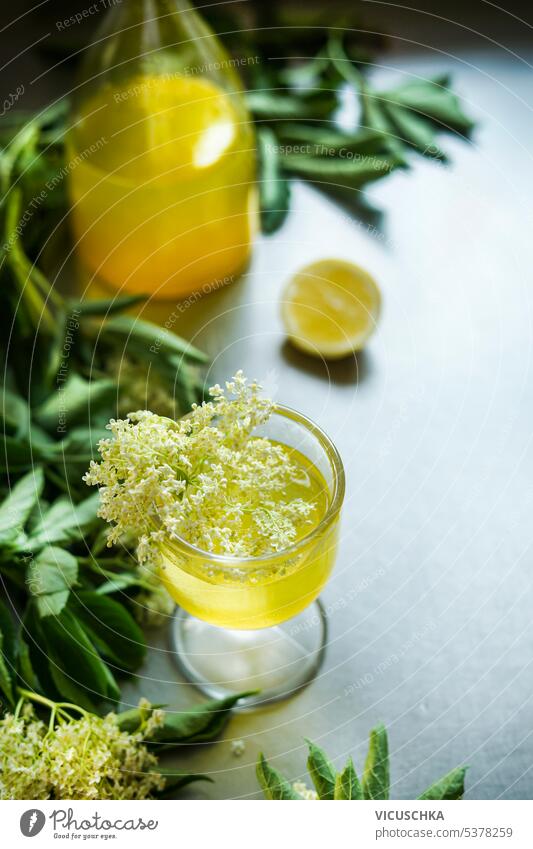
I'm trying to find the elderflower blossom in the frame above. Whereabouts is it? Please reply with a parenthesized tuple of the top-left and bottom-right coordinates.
(0, 702, 165, 800)
(84, 371, 317, 558)
(230, 739, 246, 757)
(293, 780, 318, 800)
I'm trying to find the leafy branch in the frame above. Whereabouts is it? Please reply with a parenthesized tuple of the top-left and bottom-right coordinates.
(0, 688, 250, 799)
(251, 33, 474, 232)
(0, 87, 213, 719)
(2, 21, 475, 249)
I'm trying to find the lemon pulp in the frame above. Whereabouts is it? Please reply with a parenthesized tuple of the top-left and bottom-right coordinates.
(158, 442, 339, 629)
(281, 258, 381, 359)
(67, 75, 257, 298)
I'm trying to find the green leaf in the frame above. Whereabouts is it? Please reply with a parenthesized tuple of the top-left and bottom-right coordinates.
(21, 606, 62, 702)
(386, 77, 474, 135)
(362, 723, 390, 800)
(41, 308, 69, 389)
(0, 598, 16, 707)
(28, 493, 100, 549)
(361, 77, 473, 163)
(0, 126, 39, 194)
(0, 386, 31, 436)
(117, 692, 252, 744)
(326, 34, 404, 162)
(149, 693, 252, 746)
(34, 373, 116, 431)
(164, 357, 202, 410)
(256, 754, 301, 800)
(54, 426, 108, 471)
(100, 315, 208, 364)
(27, 546, 78, 617)
(306, 739, 337, 800)
(95, 572, 143, 595)
(155, 768, 213, 797)
(98, 659, 122, 704)
(277, 124, 386, 157)
(115, 703, 164, 734)
(283, 151, 401, 185)
(383, 101, 445, 159)
(360, 89, 407, 162)
(0, 435, 55, 472)
(0, 467, 44, 546)
(0, 628, 14, 708)
(326, 32, 363, 89)
(72, 294, 146, 316)
(70, 591, 146, 672)
(16, 633, 42, 693)
(419, 766, 468, 800)
(39, 607, 120, 708)
(257, 127, 290, 234)
(246, 90, 336, 121)
(334, 757, 363, 800)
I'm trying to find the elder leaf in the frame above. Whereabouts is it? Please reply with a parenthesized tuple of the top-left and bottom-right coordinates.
(256, 754, 302, 800)
(306, 739, 337, 800)
(362, 723, 390, 800)
(69, 591, 146, 672)
(27, 546, 78, 617)
(334, 757, 363, 800)
(155, 768, 213, 797)
(0, 467, 44, 548)
(419, 766, 468, 800)
(385, 76, 475, 135)
(100, 315, 208, 364)
(147, 692, 253, 746)
(257, 127, 290, 234)
(0, 598, 16, 707)
(27, 492, 100, 549)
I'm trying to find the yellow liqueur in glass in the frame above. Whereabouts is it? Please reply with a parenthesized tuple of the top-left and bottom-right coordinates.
(159, 434, 338, 630)
(68, 0, 256, 299)
(86, 377, 345, 706)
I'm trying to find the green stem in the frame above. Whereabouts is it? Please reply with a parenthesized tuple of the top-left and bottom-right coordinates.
(48, 705, 57, 733)
(17, 687, 89, 719)
(79, 556, 134, 568)
(44, 465, 71, 492)
(79, 557, 154, 590)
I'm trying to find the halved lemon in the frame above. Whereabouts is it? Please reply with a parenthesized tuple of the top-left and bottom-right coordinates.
(281, 259, 381, 359)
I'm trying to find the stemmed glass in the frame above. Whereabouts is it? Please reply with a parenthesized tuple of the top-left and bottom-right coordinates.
(158, 405, 345, 708)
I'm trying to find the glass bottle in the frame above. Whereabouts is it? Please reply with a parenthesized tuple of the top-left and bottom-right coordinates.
(67, 0, 257, 299)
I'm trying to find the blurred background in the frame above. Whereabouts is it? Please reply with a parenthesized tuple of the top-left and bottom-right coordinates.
(1, 1, 533, 104)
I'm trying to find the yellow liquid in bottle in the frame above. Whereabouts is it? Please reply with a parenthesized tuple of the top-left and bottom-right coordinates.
(67, 75, 256, 298)
(158, 443, 340, 629)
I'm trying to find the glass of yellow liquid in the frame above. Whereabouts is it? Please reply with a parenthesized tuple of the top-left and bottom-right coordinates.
(67, 0, 256, 299)
(159, 406, 345, 706)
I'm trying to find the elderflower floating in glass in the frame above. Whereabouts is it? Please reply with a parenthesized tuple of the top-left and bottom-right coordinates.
(85, 373, 344, 706)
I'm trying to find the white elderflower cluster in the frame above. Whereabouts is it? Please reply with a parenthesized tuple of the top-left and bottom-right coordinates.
(84, 371, 316, 558)
(230, 738, 246, 757)
(0, 702, 165, 800)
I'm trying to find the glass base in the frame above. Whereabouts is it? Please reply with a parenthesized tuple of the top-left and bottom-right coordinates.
(169, 600, 328, 708)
